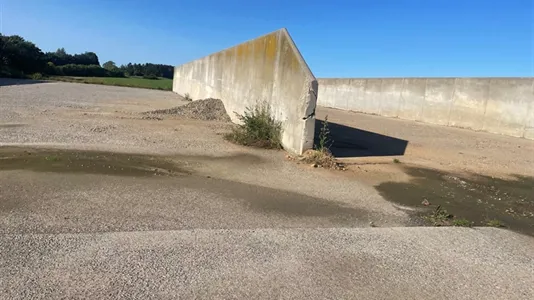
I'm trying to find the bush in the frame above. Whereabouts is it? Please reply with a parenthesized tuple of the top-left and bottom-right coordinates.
(30, 73, 43, 80)
(486, 219, 505, 228)
(452, 218, 473, 227)
(44, 62, 60, 75)
(225, 103, 282, 149)
(45, 64, 125, 77)
(300, 149, 342, 169)
(298, 116, 344, 170)
(57, 64, 108, 77)
(0, 66, 25, 78)
(107, 69, 125, 77)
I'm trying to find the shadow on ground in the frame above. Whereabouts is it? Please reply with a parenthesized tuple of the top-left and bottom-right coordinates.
(0, 147, 372, 233)
(376, 165, 534, 236)
(0, 78, 49, 87)
(314, 119, 408, 158)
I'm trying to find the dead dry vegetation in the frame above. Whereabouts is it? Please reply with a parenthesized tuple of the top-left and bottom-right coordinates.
(297, 149, 345, 170)
(299, 116, 345, 170)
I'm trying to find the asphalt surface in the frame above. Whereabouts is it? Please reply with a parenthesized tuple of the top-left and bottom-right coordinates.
(2, 228, 533, 299)
(1, 80, 533, 299)
(0, 169, 381, 234)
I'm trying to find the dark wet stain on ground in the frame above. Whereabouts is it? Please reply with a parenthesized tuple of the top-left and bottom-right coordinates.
(0, 124, 27, 128)
(0, 147, 192, 177)
(243, 190, 367, 221)
(0, 147, 370, 231)
(0, 147, 265, 177)
(376, 166, 534, 236)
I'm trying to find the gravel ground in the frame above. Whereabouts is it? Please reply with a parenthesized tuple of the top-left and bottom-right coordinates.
(1, 227, 533, 299)
(145, 98, 231, 122)
(0, 80, 409, 221)
(1, 79, 534, 299)
(317, 107, 534, 178)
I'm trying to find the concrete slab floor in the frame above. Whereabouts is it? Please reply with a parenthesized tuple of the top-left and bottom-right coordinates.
(1, 80, 533, 299)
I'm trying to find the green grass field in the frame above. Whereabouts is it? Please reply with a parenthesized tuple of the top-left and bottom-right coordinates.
(49, 76, 173, 90)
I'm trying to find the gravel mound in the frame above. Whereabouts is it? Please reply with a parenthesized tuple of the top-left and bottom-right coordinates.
(146, 98, 231, 122)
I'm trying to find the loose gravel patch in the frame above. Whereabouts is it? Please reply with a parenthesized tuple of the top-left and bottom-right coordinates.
(144, 98, 231, 122)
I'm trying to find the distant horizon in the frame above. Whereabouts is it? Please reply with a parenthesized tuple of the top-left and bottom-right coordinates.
(1, 0, 532, 77)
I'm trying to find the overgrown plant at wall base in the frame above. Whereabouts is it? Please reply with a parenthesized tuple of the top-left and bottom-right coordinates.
(300, 115, 345, 170)
(316, 115, 333, 153)
(224, 103, 282, 149)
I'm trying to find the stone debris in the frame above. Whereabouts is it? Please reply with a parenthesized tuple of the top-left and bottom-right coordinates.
(144, 98, 231, 122)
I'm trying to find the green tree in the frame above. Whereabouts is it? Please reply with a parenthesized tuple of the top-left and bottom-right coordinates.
(102, 60, 118, 71)
(1, 35, 45, 74)
(73, 52, 100, 65)
(0, 34, 6, 68)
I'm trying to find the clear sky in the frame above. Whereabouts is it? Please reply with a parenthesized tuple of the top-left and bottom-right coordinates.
(1, 0, 533, 77)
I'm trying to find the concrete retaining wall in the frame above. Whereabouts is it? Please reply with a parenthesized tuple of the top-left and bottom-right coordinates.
(173, 28, 317, 154)
(317, 78, 534, 139)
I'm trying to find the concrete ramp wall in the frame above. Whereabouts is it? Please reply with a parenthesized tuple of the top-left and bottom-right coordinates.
(317, 78, 534, 139)
(173, 28, 317, 154)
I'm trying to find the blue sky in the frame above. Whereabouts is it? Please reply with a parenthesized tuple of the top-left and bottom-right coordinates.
(1, 0, 532, 77)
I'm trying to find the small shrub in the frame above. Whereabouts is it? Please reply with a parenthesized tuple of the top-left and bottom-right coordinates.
(44, 155, 60, 162)
(486, 219, 505, 228)
(45, 62, 60, 75)
(224, 102, 282, 149)
(300, 116, 344, 170)
(300, 149, 342, 169)
(452, 218, 473, 227)
(0, 66, 25, 79)
(393, 158, 401, 164)
(316, 116, 332, 152)
(31, 73, 43, 80)
(425, 205, 453, 226)
(184, 93, 192, 101)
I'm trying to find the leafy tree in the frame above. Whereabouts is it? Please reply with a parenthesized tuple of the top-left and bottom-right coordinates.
(55, 48, 67, 56)
(118, 62, 174, 79)
(0, 33, 169, 79)
(1, 35, 45, 74)
(44, 49, 100, 66)
(0, 34, 6, 67)
(73, 52, 99, 65)
(103, 60, 118, 70)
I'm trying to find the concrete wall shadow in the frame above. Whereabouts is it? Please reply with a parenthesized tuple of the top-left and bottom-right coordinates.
(314, 119, 408, 158)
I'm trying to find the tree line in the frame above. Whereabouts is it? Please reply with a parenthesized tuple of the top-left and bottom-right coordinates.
(0, 34, 174, 79)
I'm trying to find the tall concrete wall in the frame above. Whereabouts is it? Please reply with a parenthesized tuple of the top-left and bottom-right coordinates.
(318, 78, 534, 139)
(173, 28, 317, 154)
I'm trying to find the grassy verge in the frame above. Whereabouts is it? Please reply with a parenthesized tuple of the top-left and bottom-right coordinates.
(48, 76, 173, 90)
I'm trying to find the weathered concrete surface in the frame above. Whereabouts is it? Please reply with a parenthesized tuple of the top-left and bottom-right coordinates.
(484, 78, 533, 137)
(318, 78, 534, 139)
(1, 228, 533, 299)
(422, 78, 455, 126)
(379, 78, 403, 117)
(173, 29, 317, 154)
(398, 78, 426, 121)
(449, 78, 489, 130)
(2, 80, 534, 300)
